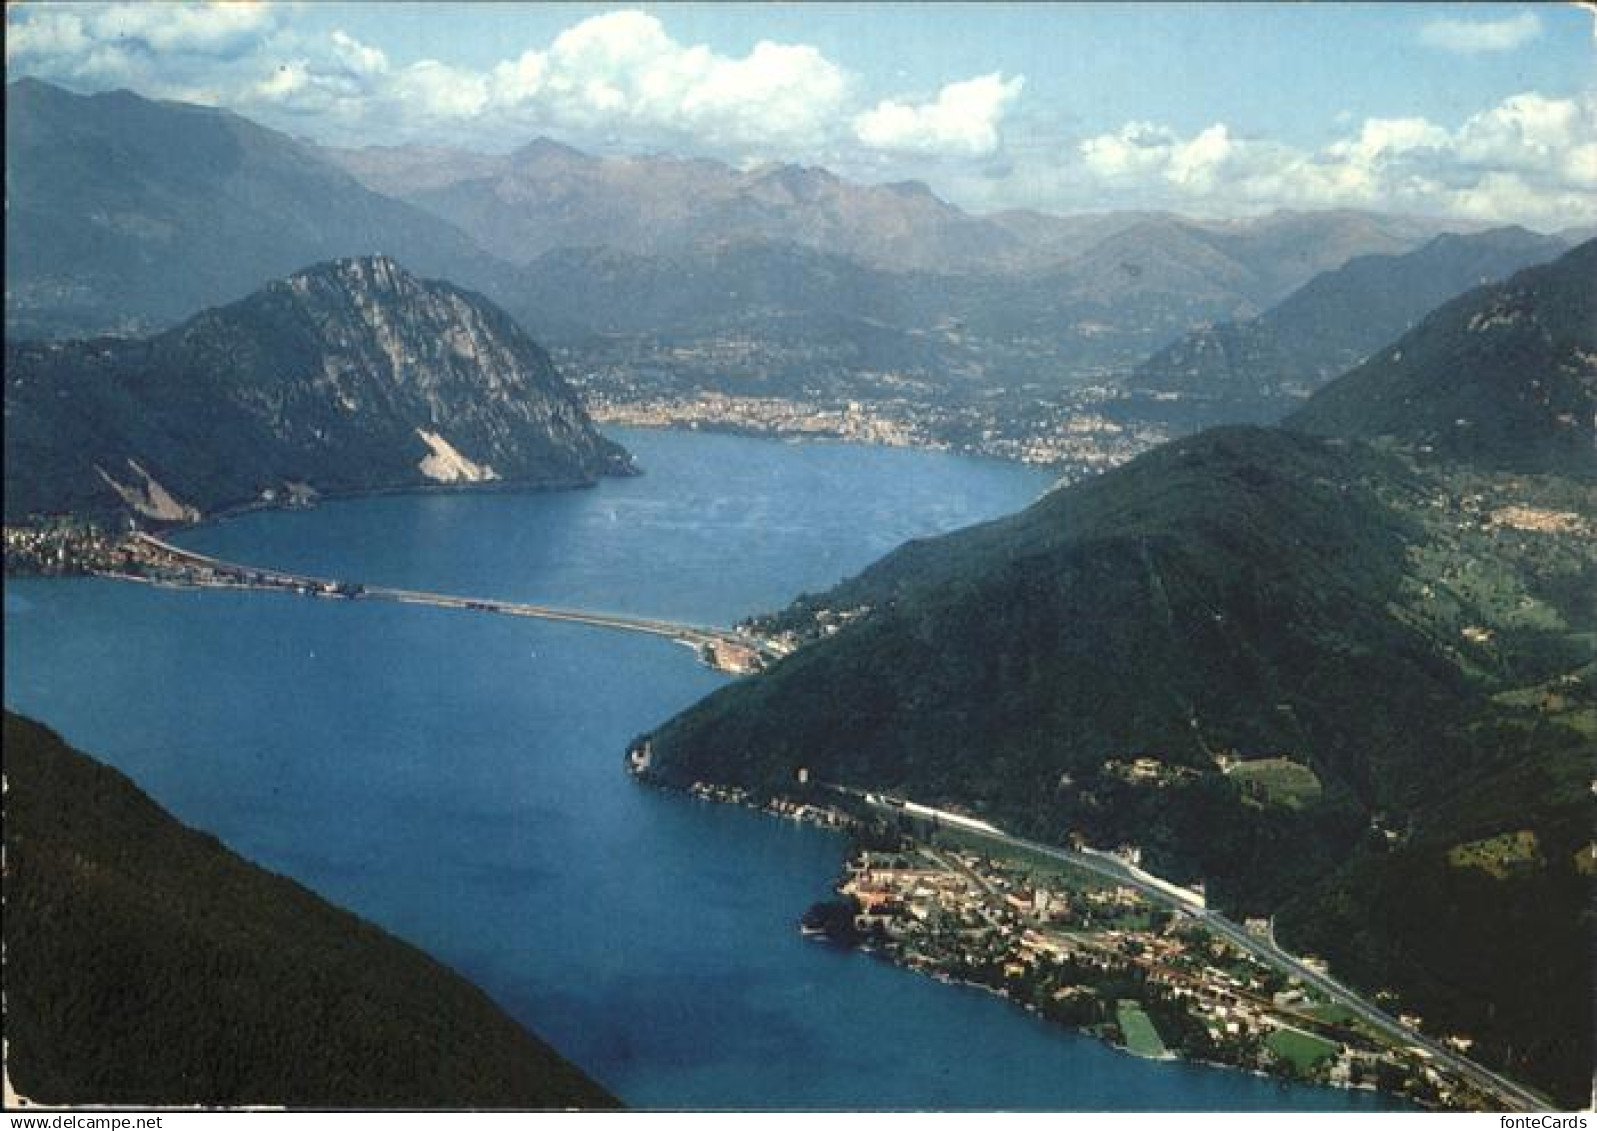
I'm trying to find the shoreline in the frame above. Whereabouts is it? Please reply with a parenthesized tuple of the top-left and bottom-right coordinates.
(596, 415, 1093, 478)
(4, 421, 1058, 555)
(6, 456, 636, 551)
(173, 468, 621, 537)
(636, 770, 1441, 1111)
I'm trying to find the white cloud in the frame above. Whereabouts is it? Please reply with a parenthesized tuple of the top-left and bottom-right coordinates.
(854, 72, 1024, 156)
(329, 30, 388, 78)
(389, 60, 490, 122)
(6, 5, 857, 155)
(1166, 123, 1235, 192)
(1420, 11, 1542, 54)
(1079, 121, 1180, 179)
(497, 12, 850, 148)
(5, 2, 1590, 227)
(7, 1, 278, 75)
(1330, 117, 1451, 164)
(90, 1, 275, 56)
(5, 8, 92, 62)
(1070, 90, 1597, 227)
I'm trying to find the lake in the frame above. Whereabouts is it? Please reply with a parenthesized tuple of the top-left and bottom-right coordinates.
(3, 428, 1397, 1110)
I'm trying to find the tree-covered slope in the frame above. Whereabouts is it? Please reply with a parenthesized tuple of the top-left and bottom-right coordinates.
(1126, 227, 1568, 425)
(652, 428, 1477, 888)
(1289, 239, 1597, 476)
(2, 712, 621, 1108)
(4, 256, 632, 523)
(644, 241, 1597, 1103)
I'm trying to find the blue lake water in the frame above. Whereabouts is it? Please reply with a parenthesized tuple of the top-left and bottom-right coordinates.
(3, 428, 1397, 1110)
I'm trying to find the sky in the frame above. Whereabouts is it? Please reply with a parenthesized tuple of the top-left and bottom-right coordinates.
(6, 1, 1595, 226)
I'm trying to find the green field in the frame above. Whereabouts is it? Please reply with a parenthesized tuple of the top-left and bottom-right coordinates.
(1266, 1026, 1339, 1073)
(1224, 757, 1323, 809)
(1491, 664, 1597, 737)
(1295, 1001, 1356, 1026)
(926, 824, 1114, 894)
(1446, 829, 1543, 878)
(1115, 999, 1171, 1059)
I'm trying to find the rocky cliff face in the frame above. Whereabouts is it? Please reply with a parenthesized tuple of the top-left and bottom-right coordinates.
(4, 256, 633, 523)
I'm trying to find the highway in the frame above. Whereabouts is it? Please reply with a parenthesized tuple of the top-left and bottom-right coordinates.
(844, 787, 1551, 1112)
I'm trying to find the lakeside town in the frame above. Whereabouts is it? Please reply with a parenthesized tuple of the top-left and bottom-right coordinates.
(565, 355, 1168, 479)
(3, 523, 360, 596)
(640, 760, 1526, 1114)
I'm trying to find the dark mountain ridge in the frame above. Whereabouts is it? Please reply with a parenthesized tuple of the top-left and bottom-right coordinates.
(1126, 226, 1570, 425)
(4, 256, 632, 523)
(1290, 239, 1597, 475)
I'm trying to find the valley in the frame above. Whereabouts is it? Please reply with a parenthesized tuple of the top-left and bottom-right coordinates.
(3, 12, 1593, 1112)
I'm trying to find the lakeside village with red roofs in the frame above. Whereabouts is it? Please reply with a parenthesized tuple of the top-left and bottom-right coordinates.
(626, 738, 1525, 1113)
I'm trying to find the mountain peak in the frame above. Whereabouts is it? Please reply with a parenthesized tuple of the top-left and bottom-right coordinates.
(285, 254, 413, 291)
(5, 259, 633, 522)
(7, 75, 58, 96)
(510, 136, 590, 165)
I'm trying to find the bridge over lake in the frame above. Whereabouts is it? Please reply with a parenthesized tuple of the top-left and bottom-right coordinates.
(121, 533, 781, 672)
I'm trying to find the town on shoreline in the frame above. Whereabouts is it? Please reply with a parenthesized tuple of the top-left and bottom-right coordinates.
(638, 762, 1542, 1114)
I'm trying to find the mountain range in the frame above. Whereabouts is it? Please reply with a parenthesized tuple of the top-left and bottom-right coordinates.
(327, 135, 1477, 293)
(335, 133, 1500, 386)
(641, 241, 1597, 1104)
(1126, 226, 1570, 426)
(10, 79, 1518, 417)
(4, 78, 509, 339)
(496, 217, 1527, 409)
(329, 137, 1031, 274)
(4, 256, 631, 524)
(3, 711, 620, 1107)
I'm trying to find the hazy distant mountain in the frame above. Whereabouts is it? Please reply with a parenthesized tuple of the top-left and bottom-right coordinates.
(1290, 238, 1597, 475)
(1128, 226, 1569, 423)
(643, 240, 1597, 1103)
(499, 220, 1510, 404)
(7, 78, 1535, 418)
(4, 79, 513, 339)
(328, 137, 1472, 294)
(984, 209, 1180, 261)
(320, 141, 514, 197)
(465, 181, 1503, 394)
(327, 137, 1028, 274)
(5, 256, 631, 523)
(495, 237, 1282, 403)
(1183, 208, 1483, 302)
(4, 712, 620, 1108)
